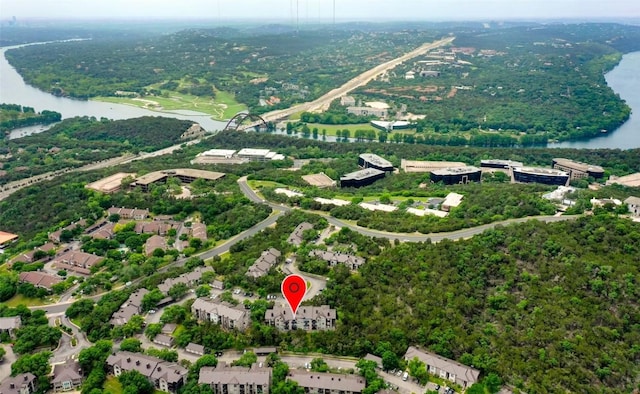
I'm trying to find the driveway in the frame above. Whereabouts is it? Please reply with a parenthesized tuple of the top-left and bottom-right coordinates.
(0, 344, 17, 382)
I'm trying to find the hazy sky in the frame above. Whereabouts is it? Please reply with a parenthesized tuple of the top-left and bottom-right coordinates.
(2, 0, 639, 21)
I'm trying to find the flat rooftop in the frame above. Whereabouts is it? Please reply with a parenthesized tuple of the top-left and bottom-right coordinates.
(0, 231, 18, 245)
(86, 172, 136, 193)
(237, 148, 271, 156)
(201, 149, 237, 157)
(135, 169, 225, 185)
(341, 168, 386, 181)
(360, 153, 393, 168)
(480, 159, 524, 167)
(302, 173, 336, 188)
(607, 172, 640, 187)
(514, 167, 568, 176)
(402, 160, 466, 172)
(553, 158, 604, 173)
(431, 166, 481, 176)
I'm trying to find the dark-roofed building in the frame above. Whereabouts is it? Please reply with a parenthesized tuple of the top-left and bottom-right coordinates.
(480, 159, 524, 170)
(199, 362, 272, 394)
(185, 343, 206, 356)
(404, 346, 480, 388)
(247, 248, 281, 278)
(288, 371, 365, 394)
(359, 154, 394, 172)
(552, 158, 604, 180)
(0, 316, 21, 339)
(513, 167, 569, 186)
(52, 359, 83, 392)
(430, 167, 481, 185)
(340, 168, 386, 188)
(0, 373, 37, 394)
(192, 297, 250, 331)
(287, 223, 314, 247)
(265, 305, 336, 331)
(309, 250, 365, 271)
(19, 271, 62, 290)
(110, 288, 150, 326)
(106, 351, 187, 394)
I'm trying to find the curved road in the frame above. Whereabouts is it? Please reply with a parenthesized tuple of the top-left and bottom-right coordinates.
(237, 176, 578, 242)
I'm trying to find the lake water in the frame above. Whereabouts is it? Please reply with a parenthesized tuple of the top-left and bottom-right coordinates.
(0, 43, 227, 139)
(1, 41, 639, 148)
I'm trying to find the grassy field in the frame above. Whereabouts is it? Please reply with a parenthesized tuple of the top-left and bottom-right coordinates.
(4, 294, 48, 307)
(103, 376, 123, 394)
(298, 123, 379, 137)
(94, 89, 246, 121)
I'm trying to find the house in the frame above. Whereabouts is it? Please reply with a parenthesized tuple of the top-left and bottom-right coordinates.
(190, 222, 208, 241)
(106, 351, 187, 394)
(309, 250, 365, 271)
(287, 371, 365, 394)
(247, 248, 281, 278)
(212, 280, 225, 290)
(264, 305, 336, 331)
(51, 251, 103, 276)
(153, 334, 174, 348)
(287, 223, 314, 246)
(51, 359, 83, 392)
(0, 316, 21, 339)
(0, 373, 37, 394)
(340, 96, 356, 106)
(199, 362, 272, 394)
(145, 235, 168, 256)
(19, 271, 62, 290)
(441, 193, 465, 212)
(624, 196, 640, 217)
(110, 288, 150, 326)
(403, 346, 480, 388)
(192, 297, 251, 331)
(162, 323, 177, 335)
(8, 242, 55, 266)
(107, 206, 150, 220)
(158, 266, 214, 294)
(48, 219, 87, 243)
(185, 343, 206, 356)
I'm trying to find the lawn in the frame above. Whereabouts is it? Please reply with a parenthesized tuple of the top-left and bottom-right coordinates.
(247, 180, 287, 189)
(4, 294, 47, 307)
(103, 376, 123, 394)
(94, 89, 246, 121)
(297, 123, 379, 137)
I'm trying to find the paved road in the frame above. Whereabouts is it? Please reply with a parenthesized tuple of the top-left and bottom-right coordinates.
(256, 36, 456, 123)
(237, 177, 578, 243)
(0, 344, 17, 383)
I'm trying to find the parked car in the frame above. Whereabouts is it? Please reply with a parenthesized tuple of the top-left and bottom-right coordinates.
(402, 372, 409, 381)
(435, 384, 441, 391)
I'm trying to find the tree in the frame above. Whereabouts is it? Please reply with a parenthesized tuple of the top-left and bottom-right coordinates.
(120, 338, 142, 352)
(78, 340, 113, 372)
(66, 299, 95, 319)
(232, 351, 257, 367)
(382, 350, 400, 371)
(0, 273, 18, 302)
(141, 289, 164, 311)
(119, 370, 154, 394)
(196, 284, 211, 298)
(145, 323, 163, 341)
(108, 213, 121, 223)
(160, 305, 188, 324)
(168, 282, 189, 300)
(11, 351, 52, 377)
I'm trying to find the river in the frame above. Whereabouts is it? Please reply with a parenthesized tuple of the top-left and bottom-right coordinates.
(0, 42, 227, 139)
(0, 41, 639, 148)
(550, 51, 640, 149)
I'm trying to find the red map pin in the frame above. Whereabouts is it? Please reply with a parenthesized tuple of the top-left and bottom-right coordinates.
(281, 274, 307, 318)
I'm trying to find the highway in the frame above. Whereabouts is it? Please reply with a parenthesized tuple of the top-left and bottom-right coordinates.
(258, 36, 456, 122)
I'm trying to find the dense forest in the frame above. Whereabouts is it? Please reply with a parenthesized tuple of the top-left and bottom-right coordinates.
(0, 116, 195, 185)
